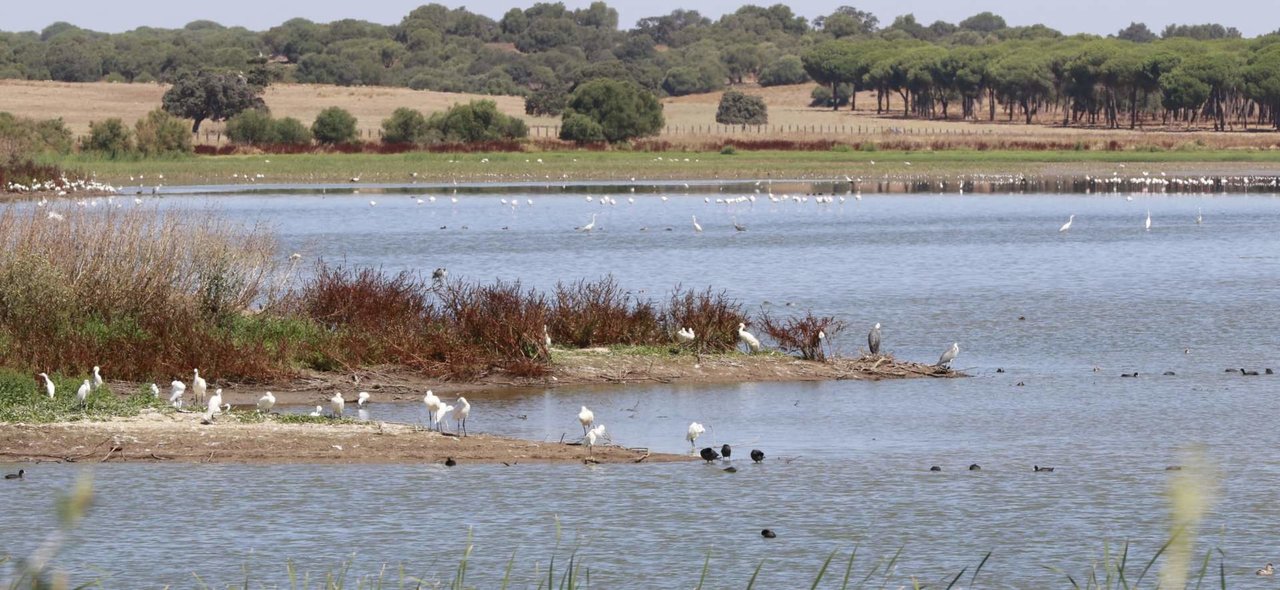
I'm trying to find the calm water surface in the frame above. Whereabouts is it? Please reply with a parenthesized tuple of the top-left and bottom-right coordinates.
(5, 186, 1280, 588)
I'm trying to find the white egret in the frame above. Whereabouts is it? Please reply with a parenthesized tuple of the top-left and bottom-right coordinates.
(737, 322, 762, 353)
(578, 405, 595, 436)
(585, 424, 606, 457)
(424, 390, 442, 428)
(257, 391, 276, 414)
(452, 397, 471, 436)
(37, 373, 54, 399)
(938, 342, 960, 367)
(92, 365, 104, 389)
(1059, 214, 1074, 233)
(192, 369, 207, 405)
(692, 215, 703, 233)
(168, 380, 186, 407)
(309, 405, 323, 417)
(543, 325, 553, 349)
(1196, 208, 1203, 225)
(1145, 210, 1152, 231)
(207, 388, 224, 415)
(357, 391, 370, 407)
(868, 323, 882, 355)
(330, 392, 345, 418)
(149, 383, 159, 398)
(578, 213, 597, 232)
(76, 380, 91, 407)
(675, 327, 695, 344)
(435, 403, 453, 432)
(687, 421, 705, 449)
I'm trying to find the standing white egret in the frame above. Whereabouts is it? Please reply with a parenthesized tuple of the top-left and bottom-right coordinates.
(1196, 208, 1203, 225)
(37, 373, 55, 399)
(76, 380, 91, 407)
(309, 405, 323, 417)
(868, 323, 882, 355)
(692, 215, 703, 233)
(543, 325, 553, 349)
(191, 369, 207, 405)
(585, 424, 606, 457)
(435, 402, 453, 432)
(330, 392, 345, 418)
(938, 342, 960, 368)
(675, 327, 695, 344)
(577, 405, 595, 436)
(1145, 210, 1152, 231)
(687, 421, 705, 449)
(578, 213, 597, 232)
(92, 365, 104, 389)
(357, 391, 370, 407)
(207, 388, 224, 415)
(149, 383, 160, 398)
(168, 380, 186, 407)
(737, 322, 761, 353)
(452, 397, 471, 436)
(257, 391, 276, 414)
(1059, 214, 1074, 233)
(424, 390, 442, 428)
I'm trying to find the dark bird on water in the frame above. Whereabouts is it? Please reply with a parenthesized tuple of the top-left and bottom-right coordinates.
(761, 529, 777, 538)
(1121, 372, 1139, 378)
(4, 469, 23, 479)
(868, 323, 882, 355)
(444, 457, 456, 467)
(723, 466, 738, 473)
(721, 444, 732, 461)
(1034, 465, 1055, 472)
(700, 447, 720, 463)
(969, 463, 981, 471)
(750, 449, 765, 463)
(1241, 368, 1260, 376)
(929, 466, 941, 472)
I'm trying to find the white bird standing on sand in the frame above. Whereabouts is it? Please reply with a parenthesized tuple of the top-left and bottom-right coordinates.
(76, 380, 91, 407)
(192, 369, 207, 405)
(938, 342, 960, 368)
(675, 327, 695, 344)
(452, 397, 471, 436)
(578, 213, 596, 232)
(738, 322, 762, 353)
(357, 391, 370, 407)
(435, 402, 453, 432)
(578, 405, 595, 436)
(207, 388, 224, 416)
(149, 383, 160, 398)
(37, 373, 55, 399)
(92, 366, 104, 389)
(309, 405, 323, 417)
(585, 424, 606, 457)
(424, 390, 442, 428)
(1059, 214, 1074, 233)
(169, 380, 186, 407)
(692, 215, 703, 233)
(1145, 210, 1152, 231)
(257, 391, 276, 414)
(687, 421, 705, 449)
(330, 392, 345, 418)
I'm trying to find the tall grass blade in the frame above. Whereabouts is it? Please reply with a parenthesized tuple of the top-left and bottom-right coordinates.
(810, 549, 838, 590)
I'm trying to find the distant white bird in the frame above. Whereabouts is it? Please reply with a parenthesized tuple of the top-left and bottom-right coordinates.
(76, 379, 91, 407)
(692, 215, 703, 233)
(453, 397, 471, 436)
(309, 405, 323, 417)
(424, 390, 442, 428)
(675, 327, 695, 344)
(435, 403, 453, 432)
(257, 391, 276, 414)
(369, 200, 377, 207)
(938, 342, 960, 367)
(357, 391, 370, 407)
(1059, 214, 1074, 233)
(207, 388, 224, 415)
(330, 392, 345, 418)
(1196, 208, 1203, 225)
(1145, 210, 1152, 231)
(585, 424, 606, 457)
(578, 213, 597, 232)
(578, 405, 595, 436)
(543, 325, 553, 349)
(737, 322, 761, 353)
(687, 421, 705, 449)
(92, 365, 104, 389)
(192, 369, 207, 405)
(169, 380, 186, 407)
(37, 373, 55, 399)
(149, 383, 160, 398)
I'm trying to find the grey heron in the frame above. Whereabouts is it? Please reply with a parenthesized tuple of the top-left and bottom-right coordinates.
(868, 323, 882, 355)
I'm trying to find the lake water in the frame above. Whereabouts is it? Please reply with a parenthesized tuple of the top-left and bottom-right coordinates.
(5, 183, 1280, 588)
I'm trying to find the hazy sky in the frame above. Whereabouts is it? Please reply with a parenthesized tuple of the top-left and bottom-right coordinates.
(6, 0, 1277, 37)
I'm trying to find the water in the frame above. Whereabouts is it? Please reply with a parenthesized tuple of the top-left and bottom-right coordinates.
(6, 186, 1280, 587)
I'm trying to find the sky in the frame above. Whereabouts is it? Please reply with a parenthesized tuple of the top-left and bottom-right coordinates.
(5, 0, 1277, 37)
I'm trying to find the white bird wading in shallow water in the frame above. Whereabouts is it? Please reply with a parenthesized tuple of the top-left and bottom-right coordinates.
(687, 421, 705, 449)
(1059, 214, 1074, 233)
(692, 215, 703, 233)
(330, 392, 345, 418)
(578, 213, 596, 232)
(578, 406, 595, 436)
(1145, 210, 1152, 231)
(357, 391, 370, 407)
(938, 342, 960, 368)
(257, 391, 276, 414)
(37, 373, 54, 399)
(309, 405, 323, 417)
(737, 323, 761, 353)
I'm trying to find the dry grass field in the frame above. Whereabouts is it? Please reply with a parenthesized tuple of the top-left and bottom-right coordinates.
(3, 79, 1279, 150)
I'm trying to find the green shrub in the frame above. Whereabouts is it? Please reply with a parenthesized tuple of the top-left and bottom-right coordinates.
(311, 107, 358, 144)
(226, 109, 277, 145)
(559, 113, 606, 143)
(560, 79, 664, 143)
(810, 84, 852, 108)
(272, 117, 312, 145)
(715, 90, 768, 125)
(0, 113, 73, 155)
(84, 118, 133, 158)
(758, 55, 809, 86)
(381, 107, 429, 144)
(524, 87, 568, 117)
(720, 144, 738, 155)
(425, 100, 527, 143)
(134, 109, 191, 156)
